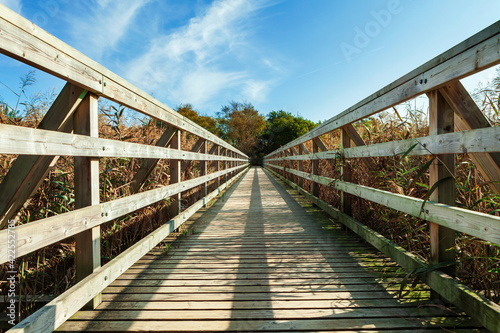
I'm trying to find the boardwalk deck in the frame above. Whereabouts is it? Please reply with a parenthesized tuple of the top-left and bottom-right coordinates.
(57, 167, 484, 332)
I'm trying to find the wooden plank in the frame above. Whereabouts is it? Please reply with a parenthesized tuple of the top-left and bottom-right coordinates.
(180, 138, 205, 172)
(200, 140, 207, 199)
(121, 266, 400, 274)
(0, 83, 86, 229)
(69, 307, 456, 321)
(267, 21, 500, 156)
(103, 283, 418, 294)
(0, 14, 103, 92)
(168, 130, 181, 217)
(266, 126, 500, 161)
(0, 165, 245, 264)
(99, 290, 425, 302)
(298, 144, 304, 188)
(428, 90, 456, 278)
(267, 165, 500, 244)
(300, 143, 311, 154)
(129, 125, 177, 193)
(110, 276, 404, 286)
(341, 128, 352, 215)
(7, 167, 248, 333)
(265, 167, 500, 333)
(0, 123, 246, 162)
(0, 6, 247, 157)
(215, 145, 220, 187)
(342, 124, 377, 170)
(312, 139, 319, 196)
(55, 317, 476, 332)
(93, 299, 444, 310)
(130, 262, 398, 269)
(73, 93, 101, 309)
(440, 80, 500, 194)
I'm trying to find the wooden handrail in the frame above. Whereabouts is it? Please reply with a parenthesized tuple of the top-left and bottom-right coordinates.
(266, 126, 500, 160)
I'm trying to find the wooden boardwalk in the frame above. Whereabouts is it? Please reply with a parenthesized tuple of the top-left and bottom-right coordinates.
(58, 167, 482, 332)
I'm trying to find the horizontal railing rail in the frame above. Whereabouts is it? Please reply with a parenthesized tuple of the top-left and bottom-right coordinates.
(0, 5, 249, 333)
(264, 20, 500, 333)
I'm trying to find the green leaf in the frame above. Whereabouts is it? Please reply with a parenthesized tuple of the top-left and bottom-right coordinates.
(407, 158, 435, 191)
(399, 142, 418, 160)
(420, 176, 453, 213)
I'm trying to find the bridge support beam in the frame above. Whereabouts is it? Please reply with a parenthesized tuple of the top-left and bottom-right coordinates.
(440, 80, 500, 194)
(215, 145, 221, 187)
(169, 130, 182, 217)
(74, 93, 101, 309)
(341, 128, 352, 216)
(298, 145, 304, 188)
(312, 140, 320, 197)
(200, 140, 207, 201)
(427, 90, 456, 286)
(129, 125, 177, 194)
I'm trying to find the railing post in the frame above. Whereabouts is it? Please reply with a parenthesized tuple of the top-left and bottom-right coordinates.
(215, 145, 220, 187)
(169, 130, 181, 217)
(428, 90, 456, 280)
(341, 128, 352, 216)
(73, 93, 101, 309)
(287, 148, 294, 182)
(200, 140, 207, 200)
(298, 145, 304, 188)
(312, 139, 319, 197)
(222, 148, 227, 184)
(282, 151, 286, 178)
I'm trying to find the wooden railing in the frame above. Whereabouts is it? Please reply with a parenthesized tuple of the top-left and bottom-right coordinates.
(0, 5, 249, 332)
(264, 21, 500, 333)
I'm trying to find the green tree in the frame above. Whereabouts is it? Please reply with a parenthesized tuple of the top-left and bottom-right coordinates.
(259, 110, 318, 154)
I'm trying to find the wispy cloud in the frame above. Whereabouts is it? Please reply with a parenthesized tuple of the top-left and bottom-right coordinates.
(68, 0, 150, 59)
(0, 0, 22, 13)
(126, 0, 278, 108)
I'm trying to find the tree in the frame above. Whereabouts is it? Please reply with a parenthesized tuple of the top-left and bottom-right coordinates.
(177, 104, 218, 134)
(217, 102, 267, 156)
(259, 110, 318, 154)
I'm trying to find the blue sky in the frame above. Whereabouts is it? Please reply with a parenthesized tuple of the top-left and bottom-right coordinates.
(0, 0, 499, 122)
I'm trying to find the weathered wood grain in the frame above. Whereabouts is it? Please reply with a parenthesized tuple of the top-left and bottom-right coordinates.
(0, 123, 246, 162)
(266, 125, 500, 161)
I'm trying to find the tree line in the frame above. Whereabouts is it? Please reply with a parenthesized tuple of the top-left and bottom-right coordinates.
(177, 102, 319, 163)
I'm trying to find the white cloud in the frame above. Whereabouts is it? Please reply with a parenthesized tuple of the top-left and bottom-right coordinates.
(0, 0, 22, 13)
(125, 0, 276, 108)
(69, 0, 150, 59)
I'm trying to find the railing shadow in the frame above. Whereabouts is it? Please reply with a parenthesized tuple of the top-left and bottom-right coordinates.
(67, 166, 471, 331)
